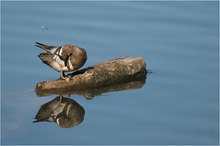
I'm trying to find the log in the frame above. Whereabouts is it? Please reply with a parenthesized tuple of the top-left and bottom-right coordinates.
(35, 57, 147, 97)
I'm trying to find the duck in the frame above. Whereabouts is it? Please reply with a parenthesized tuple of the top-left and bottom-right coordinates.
(35, 42, 87, 80)
(34, 95, 85, 128)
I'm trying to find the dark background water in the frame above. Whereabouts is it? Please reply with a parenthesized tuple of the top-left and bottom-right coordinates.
(1, 1, 219, 145)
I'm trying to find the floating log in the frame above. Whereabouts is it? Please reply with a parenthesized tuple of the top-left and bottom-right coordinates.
(35, 57, 147, 97)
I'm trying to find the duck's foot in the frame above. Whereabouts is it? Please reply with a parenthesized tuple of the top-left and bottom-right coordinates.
(65, 77, 70, 82)
(60, 71, 70, 82)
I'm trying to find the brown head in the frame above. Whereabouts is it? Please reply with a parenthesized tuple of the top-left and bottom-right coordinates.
(61, 45, 87, 70)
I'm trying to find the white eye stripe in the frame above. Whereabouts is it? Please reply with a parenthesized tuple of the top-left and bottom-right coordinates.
(53, 47, 63, 56)
(56, 118, 60, 125)
(68, 58, 74, 70)
(53, 47, 63, 59)
(59, 47, 63, 56)
(53, 55, 58, 60)
(66, 104, 72, 115)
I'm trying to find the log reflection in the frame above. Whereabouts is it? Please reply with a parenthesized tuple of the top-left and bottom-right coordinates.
(36, 78, 146, 99)
(34, 95, 85, 128)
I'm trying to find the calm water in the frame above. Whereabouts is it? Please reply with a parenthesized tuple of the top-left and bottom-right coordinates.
(1, 1, 219, 145)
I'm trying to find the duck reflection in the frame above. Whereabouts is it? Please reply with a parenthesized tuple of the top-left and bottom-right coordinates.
(34, 95, 85, 128)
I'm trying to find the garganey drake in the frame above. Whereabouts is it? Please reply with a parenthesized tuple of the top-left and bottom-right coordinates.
(35, 42, 87, 80)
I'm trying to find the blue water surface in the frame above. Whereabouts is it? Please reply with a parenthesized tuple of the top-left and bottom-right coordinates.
(1, 1, 219, 145)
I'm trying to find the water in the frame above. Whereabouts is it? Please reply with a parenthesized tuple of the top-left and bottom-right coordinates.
(1, 1, 219, 145)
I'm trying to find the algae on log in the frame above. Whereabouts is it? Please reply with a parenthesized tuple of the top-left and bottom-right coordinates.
(35, 57, 147, 97)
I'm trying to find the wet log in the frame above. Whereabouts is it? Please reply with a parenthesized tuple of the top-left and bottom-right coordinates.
(35, 57, 147, 97)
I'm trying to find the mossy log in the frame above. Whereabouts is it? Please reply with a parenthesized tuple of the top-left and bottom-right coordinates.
(35, 57, 147, 97)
